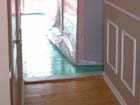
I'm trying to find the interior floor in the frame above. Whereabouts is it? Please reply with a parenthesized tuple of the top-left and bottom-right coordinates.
(22, 14, 103, 82)
(24, 76, 119, 105)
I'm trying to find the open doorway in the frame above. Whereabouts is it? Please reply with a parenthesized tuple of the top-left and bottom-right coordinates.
(21, 0, 63, 82)
(21, 0, 103, 83)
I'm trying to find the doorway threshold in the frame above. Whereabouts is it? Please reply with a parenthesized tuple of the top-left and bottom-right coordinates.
(24, 71, 103, 84)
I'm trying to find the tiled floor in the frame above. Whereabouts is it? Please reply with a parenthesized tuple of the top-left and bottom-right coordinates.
(22, 14, 103, 81)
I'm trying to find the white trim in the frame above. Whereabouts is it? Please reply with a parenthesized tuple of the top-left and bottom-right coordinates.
(9, 71, 12, 79)
(103, 73, 127, 105)
(121, 30, 137, 96)
(107, 19, 119, 75)
(104, 1, 140, 22)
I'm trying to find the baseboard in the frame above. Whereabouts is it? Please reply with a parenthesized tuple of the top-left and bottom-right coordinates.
(103, 73, 127, 105)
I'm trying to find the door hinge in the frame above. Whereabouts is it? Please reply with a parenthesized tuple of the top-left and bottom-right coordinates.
(16, 28, 22, 42)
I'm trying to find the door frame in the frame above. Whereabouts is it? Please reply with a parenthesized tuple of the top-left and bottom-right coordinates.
(0, 0, 11, 105)
(7, 1, 17, 105)
(7, 0, 24, 105)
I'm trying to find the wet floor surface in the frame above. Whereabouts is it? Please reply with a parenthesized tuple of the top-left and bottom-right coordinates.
(22, 14, 103, 81)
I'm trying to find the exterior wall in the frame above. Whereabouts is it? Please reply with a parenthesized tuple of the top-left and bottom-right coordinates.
(0, 0, 11, 105)
(104, 0, 140, 105)
(84, 0, 104, 64)
(77, 0, 104, 65)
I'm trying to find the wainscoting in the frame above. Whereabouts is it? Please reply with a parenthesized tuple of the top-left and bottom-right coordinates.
(104, 1, 140, 105)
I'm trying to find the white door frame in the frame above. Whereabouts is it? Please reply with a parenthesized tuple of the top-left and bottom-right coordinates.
(0, 0, 11, 105)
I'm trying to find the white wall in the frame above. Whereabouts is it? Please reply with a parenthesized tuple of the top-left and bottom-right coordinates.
(0, 0, 11, 105)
